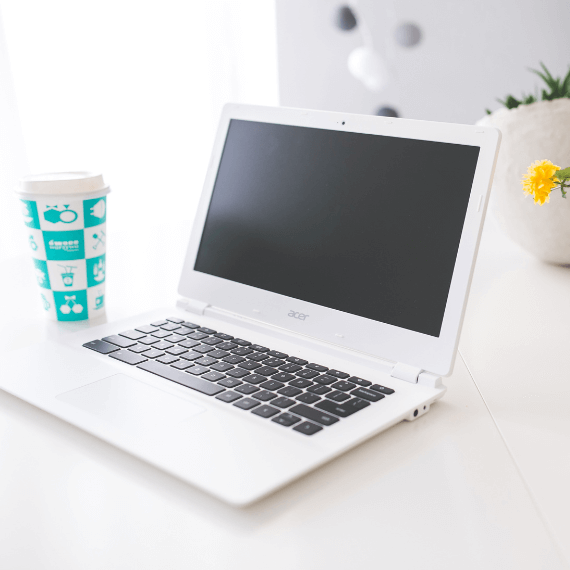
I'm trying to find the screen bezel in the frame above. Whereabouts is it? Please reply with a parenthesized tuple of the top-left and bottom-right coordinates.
(179, 104, 500, 376)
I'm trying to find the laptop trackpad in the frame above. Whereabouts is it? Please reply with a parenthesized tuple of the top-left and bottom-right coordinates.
(56, 373, 206, 430)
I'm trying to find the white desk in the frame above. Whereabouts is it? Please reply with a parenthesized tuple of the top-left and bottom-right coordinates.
(0, 221, 567, 569)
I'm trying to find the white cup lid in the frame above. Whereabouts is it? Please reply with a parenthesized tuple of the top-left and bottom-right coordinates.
(18, 171, 109, 195)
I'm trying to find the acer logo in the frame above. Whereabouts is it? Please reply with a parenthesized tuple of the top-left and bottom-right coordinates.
(288, 310, 309, 321)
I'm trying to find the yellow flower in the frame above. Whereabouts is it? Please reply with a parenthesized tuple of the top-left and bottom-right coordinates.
(521, 159, 561, 205)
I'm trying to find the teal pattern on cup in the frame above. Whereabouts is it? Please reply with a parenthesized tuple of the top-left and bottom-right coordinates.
(17, 173, 109, 321)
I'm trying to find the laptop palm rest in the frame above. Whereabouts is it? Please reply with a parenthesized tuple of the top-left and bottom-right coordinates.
(56, 374, 206, 432)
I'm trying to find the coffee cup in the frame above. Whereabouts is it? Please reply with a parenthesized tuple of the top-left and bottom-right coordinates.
(16, 172, 110, 321)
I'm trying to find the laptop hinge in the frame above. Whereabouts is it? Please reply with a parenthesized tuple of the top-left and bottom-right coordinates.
(391, 363, 443, 388)
(391, 363, 422, 384)
(176, 298, 209, 316)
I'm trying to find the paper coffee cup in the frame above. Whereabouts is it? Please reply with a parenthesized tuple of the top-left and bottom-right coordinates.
(16, 172, 110, 321)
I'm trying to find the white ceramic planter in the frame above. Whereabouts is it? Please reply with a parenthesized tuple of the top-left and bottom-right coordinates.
(478, 98, 570, 264)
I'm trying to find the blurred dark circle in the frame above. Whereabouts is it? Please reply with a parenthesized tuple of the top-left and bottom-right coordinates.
(335, 6, 357, 31)
(395, 23, 422, 47)
(375, 106, 399, 118)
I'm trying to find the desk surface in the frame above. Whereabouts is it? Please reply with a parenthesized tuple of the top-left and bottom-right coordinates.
(0, 219, 567, 570)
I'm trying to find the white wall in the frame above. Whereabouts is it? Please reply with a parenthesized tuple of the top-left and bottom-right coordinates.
(276, 0, 570, 124)
(0, 0, 278, 262)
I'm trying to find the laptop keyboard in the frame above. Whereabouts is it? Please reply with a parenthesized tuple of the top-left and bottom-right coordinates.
(83, 317, 395, 436)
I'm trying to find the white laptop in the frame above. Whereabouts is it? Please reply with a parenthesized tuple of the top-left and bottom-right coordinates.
(0, 104, 500, 506)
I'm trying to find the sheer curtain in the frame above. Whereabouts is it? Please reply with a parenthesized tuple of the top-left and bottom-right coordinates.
(0, 0, 278, 261)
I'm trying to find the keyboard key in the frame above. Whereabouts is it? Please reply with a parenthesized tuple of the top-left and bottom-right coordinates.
(202, 371, 226, 382)
(202, 337, 223, 346)
(263, 358, 285, 367)
(250, 344, 268, 352)
(306, 363, 328, 372)
(233, 338, 251, 347)
(214, 332, 234, 340)
(83, 339, 119, 354)
(348, 376, 372, 387)
(217, 341, 238, 351)
(238, 360, 262, 370)
(313, 374, 336, 385)
(247, 352, 270, 362)
(351, 387, 385, 402)
(129, 344, 151, 353)
(331, 380, 356, 392)
(188, 332, 208, 340)
(271, 372, 295, 382)
(139, 336, 159, 345)
(161, 323, 182, 332)
(216, 391, 243, 404)
(267, 350, 287, 358)
(180, 351, 204, 361)
(153, 341, 174, 351)
(293, 421, 323, 435)
(170, 360, 194, 370)
(119, 329, 146, 340)
(278, 386, 302, 397)
(256, 366, 278, 376)
(208, 349, 230, 359)
(198, 327, 216, 334)
(260, 380, 284, 391)
(226, 368, 250, 378)
(211, 362, 234, 372)
(182, 321, 200, 329)
(234, 384, 259, 395)
(102, 335, 136, 348)
(137, 360, 225, 396)
(156, 355, 179, 365)
(370, 384, 395, 395)
(307, 384, 332, 395)
(326, 391, 350, 402)
(195, 356, 218, 366)
(164, 334, 185, 343)
(192, 345, 214, 354)
(151, 330, 171, 339)
(296, 393, 321, 404)
(296, 369, 319, 379)
(165, 346, 188, 356)
(216, 391, 242, 403)
(232, 347, 253, 356)
(316, 397, 370, 418)
(242, 374, 266, 385)
(286, 356, 308, 365)
(326, 369, 349, 379)
(186, 365, 209, 375)
(142, 348, 165, 359)
(290, 379, 313, 389)
(288, 404, 339, 426)
(233, 397, 259, 410)
(272, 413, 301, 426)
(218, 377, 243, 388)
(109, 350, 148, 365)
(166, 317, 184, 324)
(176, 327, 195, 335)
(279, 363, 302, 373)
(271, 397, 295, 408)
(135, 325, 159, 334)
(223, 355, 245, 364)
(150, 320, 167, 326)
(252, 390, 277, 401)
(252, 405, 279, 418)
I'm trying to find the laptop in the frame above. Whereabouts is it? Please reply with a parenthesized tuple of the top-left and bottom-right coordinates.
(0, 104, 500, 506)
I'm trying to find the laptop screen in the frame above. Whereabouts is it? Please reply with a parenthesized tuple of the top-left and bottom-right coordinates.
(194, 119, 480, 337)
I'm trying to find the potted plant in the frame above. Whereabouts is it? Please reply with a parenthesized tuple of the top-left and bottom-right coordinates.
(478, 64, 570, 264)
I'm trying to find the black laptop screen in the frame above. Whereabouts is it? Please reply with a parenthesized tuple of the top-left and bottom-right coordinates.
(194, 119, 480, 337)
